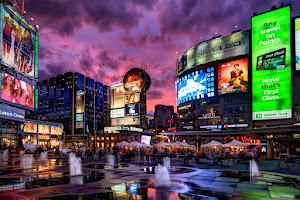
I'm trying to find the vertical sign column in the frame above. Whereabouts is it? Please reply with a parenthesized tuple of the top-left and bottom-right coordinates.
(251, 6, 291, 120)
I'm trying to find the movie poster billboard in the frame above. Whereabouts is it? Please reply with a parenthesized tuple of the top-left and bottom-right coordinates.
(176, 67, 215, 105)
(123, 68, 151, 94)
(295, 18, 300, 71)
(218, 58, 249, 95)
(178, 30, 249, 76)
(38, 124, 50, 134)
(111, 85, 125, 109)
(125, 93, 140, 104)
(76, 90, 84, 113)
(1, 4, 38, 79)
(23, 123, 37, 133)
(251, 6, 291, 120)
(1, 73, 35, 109)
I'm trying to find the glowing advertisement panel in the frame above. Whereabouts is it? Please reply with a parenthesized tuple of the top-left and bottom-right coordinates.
(23, 123, 37, 133)
(1, 73, 35, 109)
(38, 124, 50, 134)
(141, 135, 151, 145)
(251, 6, 291, 120)
(111, 117, 140, 126)
(218, 58, 249, 95)
(176, 67, 215, 105)
(110, 85, 125, 109)
(295, 18, 300, 70)
(125, 93, 140, 104)
(1, 4, 38, 78)
(110, 108, 125, 118)
(179, 30, 249, 76)
(51, 126, 62, 135)
(75, 90, 84, 113)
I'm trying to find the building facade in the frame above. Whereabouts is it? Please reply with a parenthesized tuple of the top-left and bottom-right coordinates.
(36, 72, 108, 146)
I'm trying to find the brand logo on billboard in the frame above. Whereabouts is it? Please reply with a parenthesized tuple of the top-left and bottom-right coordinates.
(256, 114, 263, 118)
(183, 126, 193, 130)
(224, 124, 248, 128)
(178, 104, 193, 111)
(198, 113, 220, 119)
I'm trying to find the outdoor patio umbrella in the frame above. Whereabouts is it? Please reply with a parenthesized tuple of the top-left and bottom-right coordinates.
(128, 141, 143, 147)
(115, 141, 129, 146)
(180, 141, 193, 147)
(201, 140, 222, 148)
(154, 141, 168, 147)
(222, 139, 246, 147)
(173, 141, 185, 147)
(141, 142, 151, 147)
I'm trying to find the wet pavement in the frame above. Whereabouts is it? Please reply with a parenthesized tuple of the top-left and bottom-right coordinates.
(0, 156, 299, 199)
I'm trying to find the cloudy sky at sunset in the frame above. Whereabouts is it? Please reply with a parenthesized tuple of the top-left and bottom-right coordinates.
(23, 0, 300, 114)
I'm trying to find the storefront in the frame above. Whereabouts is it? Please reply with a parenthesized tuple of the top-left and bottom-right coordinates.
(0, 104, 25, 148)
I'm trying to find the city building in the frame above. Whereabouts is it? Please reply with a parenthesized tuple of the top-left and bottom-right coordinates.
(153, 104, 175, 132)
(161, 5, 300, 158)
(36, 72, 108, 146)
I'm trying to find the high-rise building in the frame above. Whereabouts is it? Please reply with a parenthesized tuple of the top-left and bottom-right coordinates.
(154, 105, 174, 131)
(36, 72, 109, 146)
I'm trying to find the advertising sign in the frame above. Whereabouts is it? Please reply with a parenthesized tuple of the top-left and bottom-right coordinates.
(251, 6, 291, 120)
(76, 113, 83, 122)
(104, 126, 121, 133)
(218, 58, 249, 95)
(0, 103, 24, 120)
(176, 66, 215, 105)
(1, 73, 35, 109)
(295, 18, 300, 70)
(110, 85, 125, 109)
(123, 68, 145, 93)
(177, 30, 249, 76)
(111, 117, 140, 126)
(141, 135, 151, 145)
(76, 90, 84, 113)
(38, 124, 50, 134)
(125, 103, 139, 116)
(176, 53, 187, 75)
(110, 108, 125, 118)
(23, 123, 37, 133)
(1, 4, 38, 78)
(125, 93, 140, 104)
(51, 126, 62, 135)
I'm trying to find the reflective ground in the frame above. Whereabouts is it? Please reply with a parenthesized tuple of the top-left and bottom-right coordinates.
(0, 157, 300, 200)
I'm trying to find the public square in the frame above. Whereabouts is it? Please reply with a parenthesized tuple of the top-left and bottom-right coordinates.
(0, 150, 300, 200)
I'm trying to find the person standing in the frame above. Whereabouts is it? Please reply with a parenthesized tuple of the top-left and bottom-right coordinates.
(140, 146, 145, 163)
(112, 145, 119, 164)
(145, 146, 151, 163)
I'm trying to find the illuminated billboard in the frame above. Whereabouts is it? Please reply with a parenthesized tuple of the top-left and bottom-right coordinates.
(125, 93, 140, 104)
(141, 135, 151, 145)
(76, 113, 83, 122)
(1, 4, 39, 79)
(295, 18, 300, 70)
(110, 85, 125, 109)
(51, 126, 62, 135)
(1, 72, 35, 109)
(218, 58, 249, 95)
(38, 124, 50, 134)
(76, 90, 84, 113)
(251, 6, 291, 120)
(23, 123, 37, 133)
(123, 68, 151, 94)
(111, 116, 140, 126)
(176, 67, 215, 105)
(177, 30, 249, 76)
(125, 103, 139, 116)
(110, 108, 125, 118)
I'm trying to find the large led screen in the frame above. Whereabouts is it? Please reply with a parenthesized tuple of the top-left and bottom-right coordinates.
(295, 18, 300, 71)
(125, 93, 140, 104)
(125, 103, 139, 116)
(38, 124, 50, 134)
(218, 58, 249, 95)
(1, 72, 35, 109)
(251, 6, 291, 120)
(176, 67, 215, 105)
(178, 30, 249, 76)
(1, 5, 38, 78)
(51, 126, 62, 135)
(110, 85, 125, 109)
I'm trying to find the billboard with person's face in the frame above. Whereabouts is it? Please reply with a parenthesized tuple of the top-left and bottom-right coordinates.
(38, 124, 50, 134)
(218, 58, 249, 95)
(1, 4, 38, 79)
(1, 72, 35, 109)
(251, 6, 291, 120)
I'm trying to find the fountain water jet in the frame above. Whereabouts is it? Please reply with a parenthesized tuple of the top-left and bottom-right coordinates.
(163, 157, 171, 168)
(20, 154, 33, 169)
(154, 164, 171, 187)
(249, 159, 259, 181)
(38, 151, 48, 162)
(108, 154, 115, 166)
(69, 152, 82, 176)
(3, 149, 9, 162)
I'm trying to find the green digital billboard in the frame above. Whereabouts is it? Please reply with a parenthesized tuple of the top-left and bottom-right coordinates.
(251, 6, 291, 120)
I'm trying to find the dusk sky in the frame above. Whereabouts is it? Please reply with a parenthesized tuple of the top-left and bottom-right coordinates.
(23, 0, 300, 114)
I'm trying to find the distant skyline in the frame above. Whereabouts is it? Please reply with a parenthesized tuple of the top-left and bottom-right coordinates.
(23, 0, 300, 114)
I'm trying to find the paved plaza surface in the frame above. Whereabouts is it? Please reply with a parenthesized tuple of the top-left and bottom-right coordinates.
(0, 154, 299, 200)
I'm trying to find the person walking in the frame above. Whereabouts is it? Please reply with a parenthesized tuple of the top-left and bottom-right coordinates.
(112, 145, 119, 164)
(140, 146, 145, 163)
